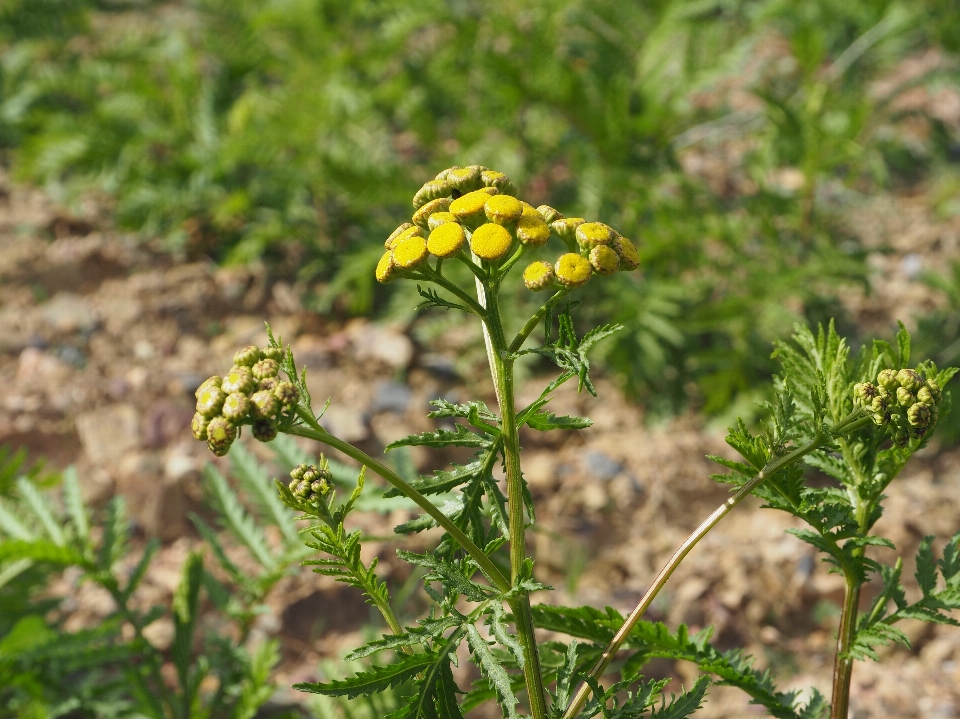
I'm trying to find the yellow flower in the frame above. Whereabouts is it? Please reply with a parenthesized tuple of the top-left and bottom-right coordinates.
(484, 195, 523, 224)
(435, 166, 461, 181)
(386, 224, 421, 250)
(412, 197, 452, 228)
(413, 179, 452, 209)
(520, 201, 540, 219)
(427, 222, 466, 258)
(537, 205, 563, 223)
(589, 245, 619, 275)
(450, 187, 499, 226)
(428, 211, 458, 230)
(576, 222, 614, 248)
(481, 169, 518, 196)
(515, 216, 550, 246)
(470, 223, 513, 261)
(550, 217, 585, 242)
(612, 235, 640, 271)
(555, 253, 591, 287)
(523, 261, 555, 291)
(376, 250, 396, 283)
(446, 166, 482, 193)
(392, 235, 429, 269)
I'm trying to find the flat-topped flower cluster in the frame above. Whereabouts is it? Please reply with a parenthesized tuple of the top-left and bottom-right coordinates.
(854, 368, 942, 446)
(375, 165, 640, 290)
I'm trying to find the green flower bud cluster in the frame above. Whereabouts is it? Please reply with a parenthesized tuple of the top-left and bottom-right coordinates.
(192, 345, 300, 456)
(288, 463, 331, 503)
(375, 165, 640, 290)
(854, 368, 943, 447)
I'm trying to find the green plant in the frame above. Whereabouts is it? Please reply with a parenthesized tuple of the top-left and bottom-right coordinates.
(190, 167, 960, 718)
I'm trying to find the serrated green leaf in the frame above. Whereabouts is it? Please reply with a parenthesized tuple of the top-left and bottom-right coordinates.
(396, 549, 491, 602)
(386, 425, 491, 451)
(62, 466, 88, 543)
(465, 624, 519, 719)
(0, 498, 34, 540)
(206, 466, 275, 569)
(940, 532, 960, 583)
(0, 538, 86, 566)
(295, 652, 440, 698)
(487, 603, 525, 670)
(122, 538, 159, 602)
(524, 410, 593, 431)
(172, 551, 204, 689)
(649, 676, 709, 719)
(230, 441, 298, 543)
(345, 616, 460, 660)
(916, 535, 938, 597)
(98, 496, 128, 569)
(384, 460, 484, 499)
(17, 477, 64, 546)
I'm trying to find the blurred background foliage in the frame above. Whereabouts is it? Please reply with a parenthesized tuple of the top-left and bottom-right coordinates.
(2, 0, 959, 419)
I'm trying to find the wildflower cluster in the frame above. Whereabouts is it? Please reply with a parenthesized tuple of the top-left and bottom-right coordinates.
(854, 368, 943, 446)
(287, 462, 331, 504)
(375, 165, 640, 290)
(191, 345, 300, 456)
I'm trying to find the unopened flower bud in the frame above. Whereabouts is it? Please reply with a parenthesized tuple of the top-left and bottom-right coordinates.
(222, 366, 256, 394)
(434, 166, 461, 181)
(222, 392, 252, 422)
(892, 428, 911, 448)
(376, 251, 396, 284)
(252, 418, 278, 442)
(274, 381, 299, 407)
(412, 197, 452, 229)
(612, 235, 640, 271)
(445, 166, 483, 193)
(413, 180, 453, 209)
(386, 224, 421, 250)
(469, 223, 514, 261)
(896, 387, 916, 408)
(550, 218, 585, 245)
(480, 170, 517, 196)
(290, 463, 310, 481)
(870, 395, 889, 421)
(484, 195, 523, 225)
(924, 379, 943, 405)
(555, 253, 592, 288)
(252, 359, 279, 380)
(853, 382, 878, 405)
(907, 402, 931, 429)
(917, 386, 935, 406)
(385, 222, 415, 249)
(450, 188, 498, 227)
(288, 463, 331, 502)
(515, 216, 551, 246)
(393, 234, 429, 270)
(261, 346, 284, 362)
(191, 413, 210, 441)
(427, 211, 458, 231)
(251, 390, 280, 419)
(196, 385, 227, 418)
(195, 376, 221, 399)
(259, 376, 279, 392)
(589, 245, 620, 276)
(537, 205, 563, 224)
(877, 369, 898, 391)
(523, 261, 555, 291)
(897, 369, 922, 393)
(576, 222, 614, 249)
(206, 417, 237, 457)
(427, 222, 466, 258)
(233, 346, 262, 368)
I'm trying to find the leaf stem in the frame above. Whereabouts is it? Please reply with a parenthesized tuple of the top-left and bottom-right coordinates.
(509, 289, 568, 353)
(563, 411, 866, 719)
(288, 407, 511, 594)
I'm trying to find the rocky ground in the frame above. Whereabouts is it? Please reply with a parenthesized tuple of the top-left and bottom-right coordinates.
(2, 168, 960, 718)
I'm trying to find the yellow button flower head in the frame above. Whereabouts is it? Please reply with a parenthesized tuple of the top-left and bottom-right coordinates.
(427, 211, 458, 231)
(450, 187, 498, 227)
(523, 261, 555, 291)
(412, 197, 452, 228)
(537, 205, 563, 223)
(520, 201, 540, 219)
(427, 222, 466, 258)
(550, 217, 585, 242)
(376, 250, 396, 283)
(393, 234, 429, 269)
(385, 222, 414, 249)
(445, 166, 482, 193)
(413, 179, 452, 209)
(576, 222, 614, 249)
(484, 195, 523, 224)
(555, 253, 592, 287)
(435, 166, 461, 181)
(386, 224, 422, 250)
(481, 170, 518, 196)
(222, 366, 256, 394)
(589, 245, 619, 276)
(515, 216, 550, 246)
(612, 235, 640, 271)
(470, 223, 513, 261)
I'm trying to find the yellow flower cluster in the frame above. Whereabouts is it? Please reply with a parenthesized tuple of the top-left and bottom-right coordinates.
(376, 165, 641, 292)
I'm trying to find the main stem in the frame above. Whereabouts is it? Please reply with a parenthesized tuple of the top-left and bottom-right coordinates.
(830, 577, 860, 719)
(482, 282, 549, 719)
(563, 415, 868, 719)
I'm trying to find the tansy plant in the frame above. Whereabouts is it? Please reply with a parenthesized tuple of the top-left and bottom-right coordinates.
(192, 166, 960, 719)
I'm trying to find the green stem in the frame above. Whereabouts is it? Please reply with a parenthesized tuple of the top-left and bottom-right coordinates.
(563, 413, 868, 719)
(830, 577, 860, 719)
(509, 289, 568, 353)
(289, 408, 511, 595)
(417, 265, 489, 317)
(483, 287, 549, 719)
